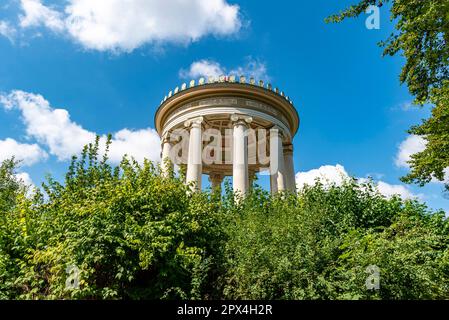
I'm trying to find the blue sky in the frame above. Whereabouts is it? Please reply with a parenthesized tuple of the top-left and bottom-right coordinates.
(0, 0, 447, 213)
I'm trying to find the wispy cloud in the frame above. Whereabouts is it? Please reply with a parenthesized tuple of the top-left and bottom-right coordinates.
(19, 0, 65, 32)
(393, 101, 414, 111)
(0, 20, 16, 42)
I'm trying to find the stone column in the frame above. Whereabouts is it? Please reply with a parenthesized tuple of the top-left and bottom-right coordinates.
(209, 173, 224, 191)
(231, 114, 252, 196)
(184, 116, 204, 191)
(270, 127, 286, 193)
(160, 133, 173, 177)
(283, 143, 296, 192)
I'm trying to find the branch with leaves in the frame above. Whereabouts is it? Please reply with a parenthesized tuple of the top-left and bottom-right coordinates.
(327, 0, 449, 192)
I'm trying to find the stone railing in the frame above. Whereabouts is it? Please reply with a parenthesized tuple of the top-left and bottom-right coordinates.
(159, 75, 294, 106)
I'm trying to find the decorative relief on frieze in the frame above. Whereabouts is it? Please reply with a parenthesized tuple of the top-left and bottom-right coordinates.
(164, 96, 291, 132)
(245, 100, 278, 116)
(169, 103, 193, 117)
(198, 98, 238, 106)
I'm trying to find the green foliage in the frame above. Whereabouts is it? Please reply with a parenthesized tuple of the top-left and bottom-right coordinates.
(220, 180, 449, 299)
(401, 84, 449, 193)
(326, 0, 449, 192)
(0, 158, 22, 213)
(0, 138, 225, 299)
(0, 158, 30, 299)
(1, 140, 448, 299)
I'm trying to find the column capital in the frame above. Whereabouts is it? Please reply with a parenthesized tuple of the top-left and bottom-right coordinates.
(230, 114, 253, 127)
(184, 116, 204, 129)
(270, 125, 286, 139)
(161, 131, 172, 144)
(270, 125, 284, 133)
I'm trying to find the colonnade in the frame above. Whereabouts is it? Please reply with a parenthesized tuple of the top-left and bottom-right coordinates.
(161, 115, 296, 194)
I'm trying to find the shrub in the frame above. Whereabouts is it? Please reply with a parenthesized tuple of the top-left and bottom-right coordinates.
(1, 138, 448, 299)
(220, 182, 449, 299)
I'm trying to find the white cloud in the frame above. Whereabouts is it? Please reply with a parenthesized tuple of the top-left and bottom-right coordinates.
(295, 164, 349, 189)
(395, 134, 427, 168)
(17, 0, 241, 52)
(1, 90, 161, 164)
(376, 181, 419, 199)
(360, 178, 419, 200)
(179, 58, 269, 81)
(19, 0, 65, 32)
(0, 138, 48, 166)
(0, 20, 16, 41)
(229, 59, 269, 81)
(1, 90, 96, 160)
(107, 128, 161, 164)
(179, 60, 225, 79)
(295, 164, 419, 200)
(15, 171, 34, 187)
(395, 135, 449, 183)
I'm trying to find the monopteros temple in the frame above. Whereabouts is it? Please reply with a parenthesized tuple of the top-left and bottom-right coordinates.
(154, 75, 299, 195)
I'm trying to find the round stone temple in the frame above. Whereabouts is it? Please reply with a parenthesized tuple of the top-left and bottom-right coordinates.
(155, 75, 300, 194)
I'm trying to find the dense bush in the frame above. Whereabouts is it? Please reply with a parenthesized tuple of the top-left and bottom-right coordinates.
(1, 139, 448, 299)
(220, 183, 449, 299)
(0, 140, 224, 299)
